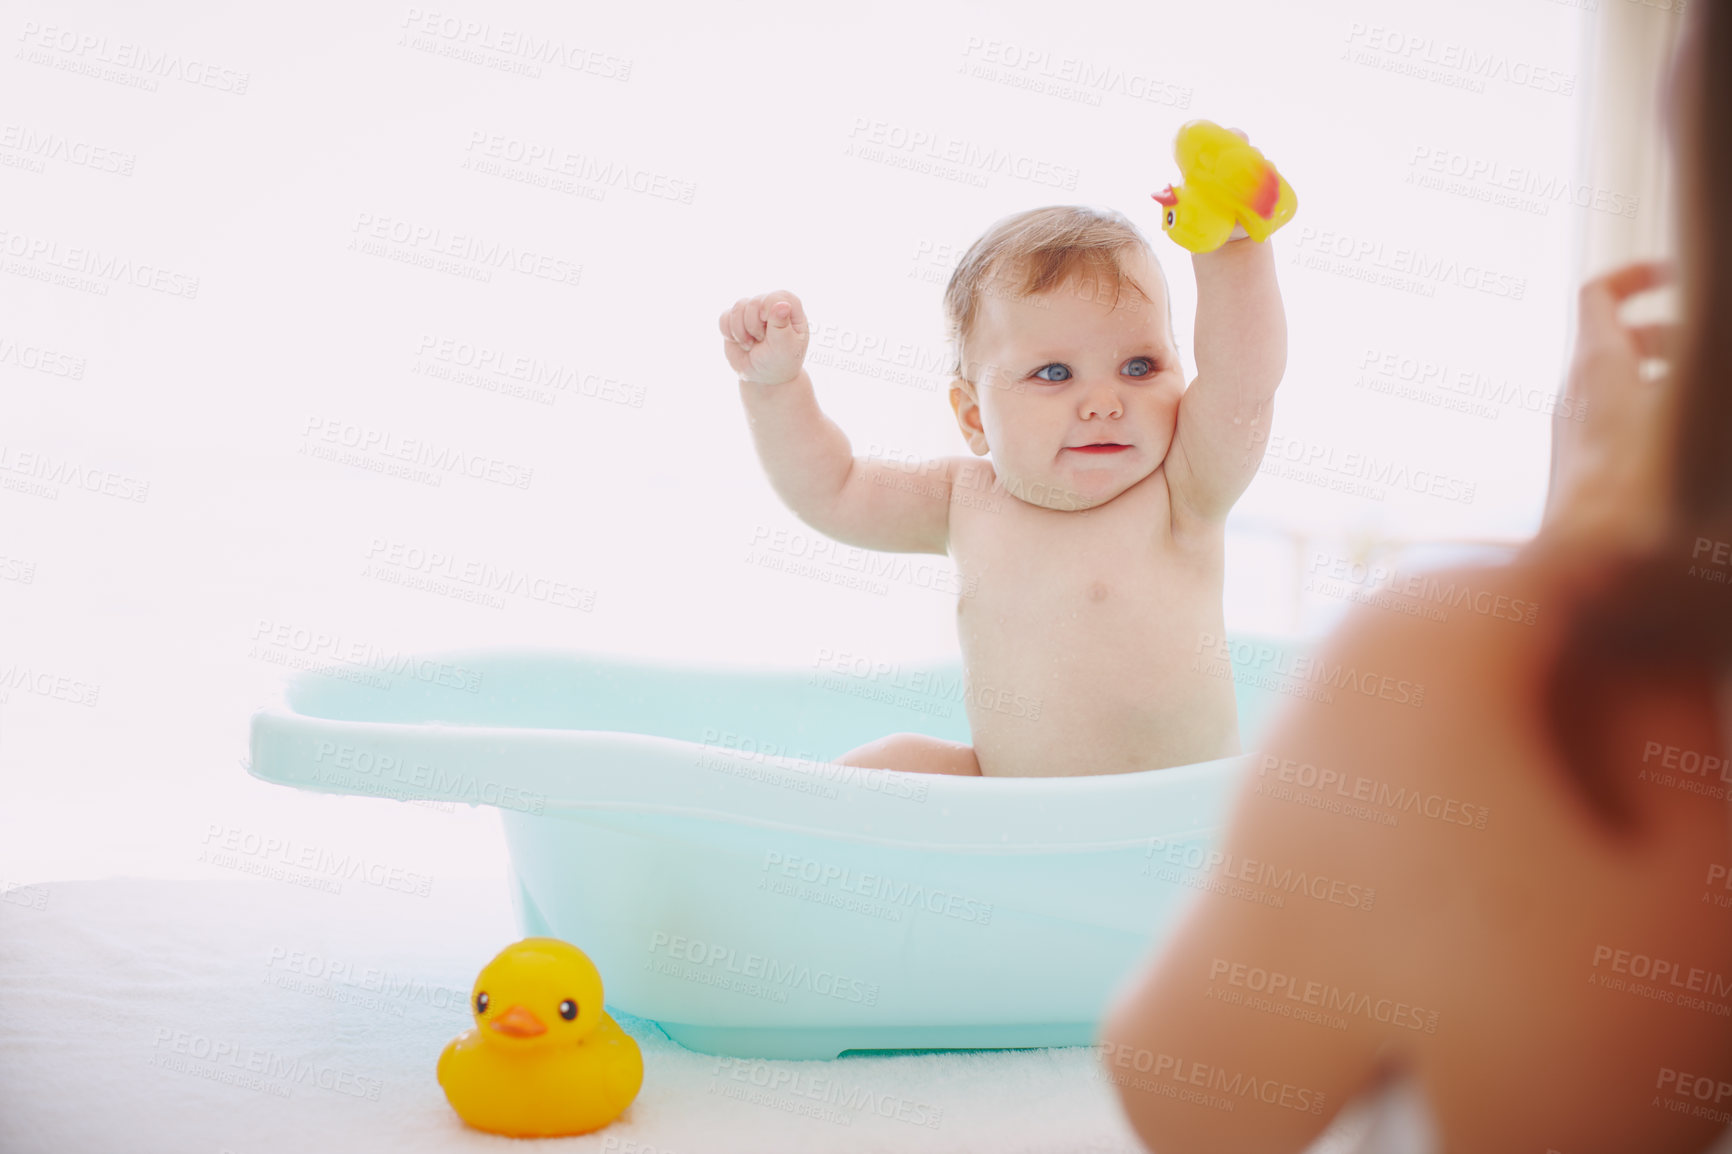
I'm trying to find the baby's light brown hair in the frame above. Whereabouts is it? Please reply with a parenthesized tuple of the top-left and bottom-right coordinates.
(942, 205, 1172, 382)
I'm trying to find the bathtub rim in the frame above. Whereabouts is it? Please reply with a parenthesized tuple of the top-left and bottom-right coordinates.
(248, 703, 1254, 853)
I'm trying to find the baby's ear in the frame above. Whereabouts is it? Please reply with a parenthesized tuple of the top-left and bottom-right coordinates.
(947, 380, 990, 454)
(947, 377, 975, 417)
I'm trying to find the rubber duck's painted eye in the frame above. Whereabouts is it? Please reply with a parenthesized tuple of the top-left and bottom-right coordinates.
(1165, 209, 1176, 228)
(474, 991, 489, 1015)
(559, 999, 578, 1021)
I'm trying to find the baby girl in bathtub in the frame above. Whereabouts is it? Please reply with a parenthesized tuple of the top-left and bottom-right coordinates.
(720, 201, 1286, 778)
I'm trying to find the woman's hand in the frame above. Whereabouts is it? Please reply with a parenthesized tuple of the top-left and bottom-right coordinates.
(1540, 260, 1678, 553)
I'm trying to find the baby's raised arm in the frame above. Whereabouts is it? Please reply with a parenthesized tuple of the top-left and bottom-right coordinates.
(722, 291, 958, 556)
(1164, 234, 1288, 525)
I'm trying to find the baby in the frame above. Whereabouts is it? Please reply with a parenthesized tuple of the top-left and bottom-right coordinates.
(720, 200, 1286, 778)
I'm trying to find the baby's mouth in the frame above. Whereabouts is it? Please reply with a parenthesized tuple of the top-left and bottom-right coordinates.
(1066, 443, 1131, 454)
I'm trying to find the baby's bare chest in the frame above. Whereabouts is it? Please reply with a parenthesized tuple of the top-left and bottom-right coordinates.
(946, 470, 1221, 653)
(942, 470, 1233, 774)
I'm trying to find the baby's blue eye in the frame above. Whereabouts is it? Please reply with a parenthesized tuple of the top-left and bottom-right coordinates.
(1124, 357, 1155, 378)
(1032, 364, 1071, 383)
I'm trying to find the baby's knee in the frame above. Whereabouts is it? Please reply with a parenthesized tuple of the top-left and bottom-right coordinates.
(836, 732, 978, 775)
(838, 732, 921, 764)
(886, 732, 980, 776)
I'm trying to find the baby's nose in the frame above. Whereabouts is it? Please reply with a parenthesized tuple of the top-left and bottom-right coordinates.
(1079, 385, 1123, 417)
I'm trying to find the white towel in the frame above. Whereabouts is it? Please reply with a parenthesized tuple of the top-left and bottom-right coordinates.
(10, 877, 1642, 1154)
(0, 877, 1155, 1153)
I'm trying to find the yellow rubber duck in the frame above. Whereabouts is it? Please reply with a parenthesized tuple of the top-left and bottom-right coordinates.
(437, 937, 644, 1137)
(1151, 120, 1298, 253)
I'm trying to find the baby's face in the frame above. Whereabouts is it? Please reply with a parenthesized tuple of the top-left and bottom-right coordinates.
(950, 247, 1184, 512)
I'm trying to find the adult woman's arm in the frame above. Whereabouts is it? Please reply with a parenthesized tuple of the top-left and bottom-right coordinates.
(1100, 557, 1732, 1154)
(1099, 606, 1430, 1154)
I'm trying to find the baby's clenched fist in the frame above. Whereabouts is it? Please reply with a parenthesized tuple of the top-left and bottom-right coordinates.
(719, 291, 810, 385)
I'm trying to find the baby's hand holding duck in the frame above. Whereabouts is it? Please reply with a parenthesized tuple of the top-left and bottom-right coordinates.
(1152, 119, 1298, 253)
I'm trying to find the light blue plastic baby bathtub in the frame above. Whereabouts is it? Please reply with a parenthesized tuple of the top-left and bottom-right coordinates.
(246, 636, 1306, 1059)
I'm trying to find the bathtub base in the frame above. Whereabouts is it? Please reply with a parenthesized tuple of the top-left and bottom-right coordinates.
(657, 1020, 1096, 1060)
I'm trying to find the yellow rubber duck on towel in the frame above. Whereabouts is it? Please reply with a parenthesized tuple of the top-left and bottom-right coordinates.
(438, 937, 644, 1137)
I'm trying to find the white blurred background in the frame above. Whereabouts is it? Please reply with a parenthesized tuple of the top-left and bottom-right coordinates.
(0, 0, 1673, 886)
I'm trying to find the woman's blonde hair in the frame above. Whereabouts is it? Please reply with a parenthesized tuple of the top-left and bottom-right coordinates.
(941, 205, 1167, 381)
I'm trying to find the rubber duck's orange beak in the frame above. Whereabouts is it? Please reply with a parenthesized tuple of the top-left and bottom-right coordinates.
(1151, 186, 1178, 207)
(488, 1004, 547, 1037)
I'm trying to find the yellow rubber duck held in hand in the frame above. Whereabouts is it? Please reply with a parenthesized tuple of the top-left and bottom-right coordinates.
(437, 937, 644, 1137)
(1152, 119, 1298, 253)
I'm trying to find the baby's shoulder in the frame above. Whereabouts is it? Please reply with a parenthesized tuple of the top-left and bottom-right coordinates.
(946, 455, 994, 488)
(942, 456, 1001, 507)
